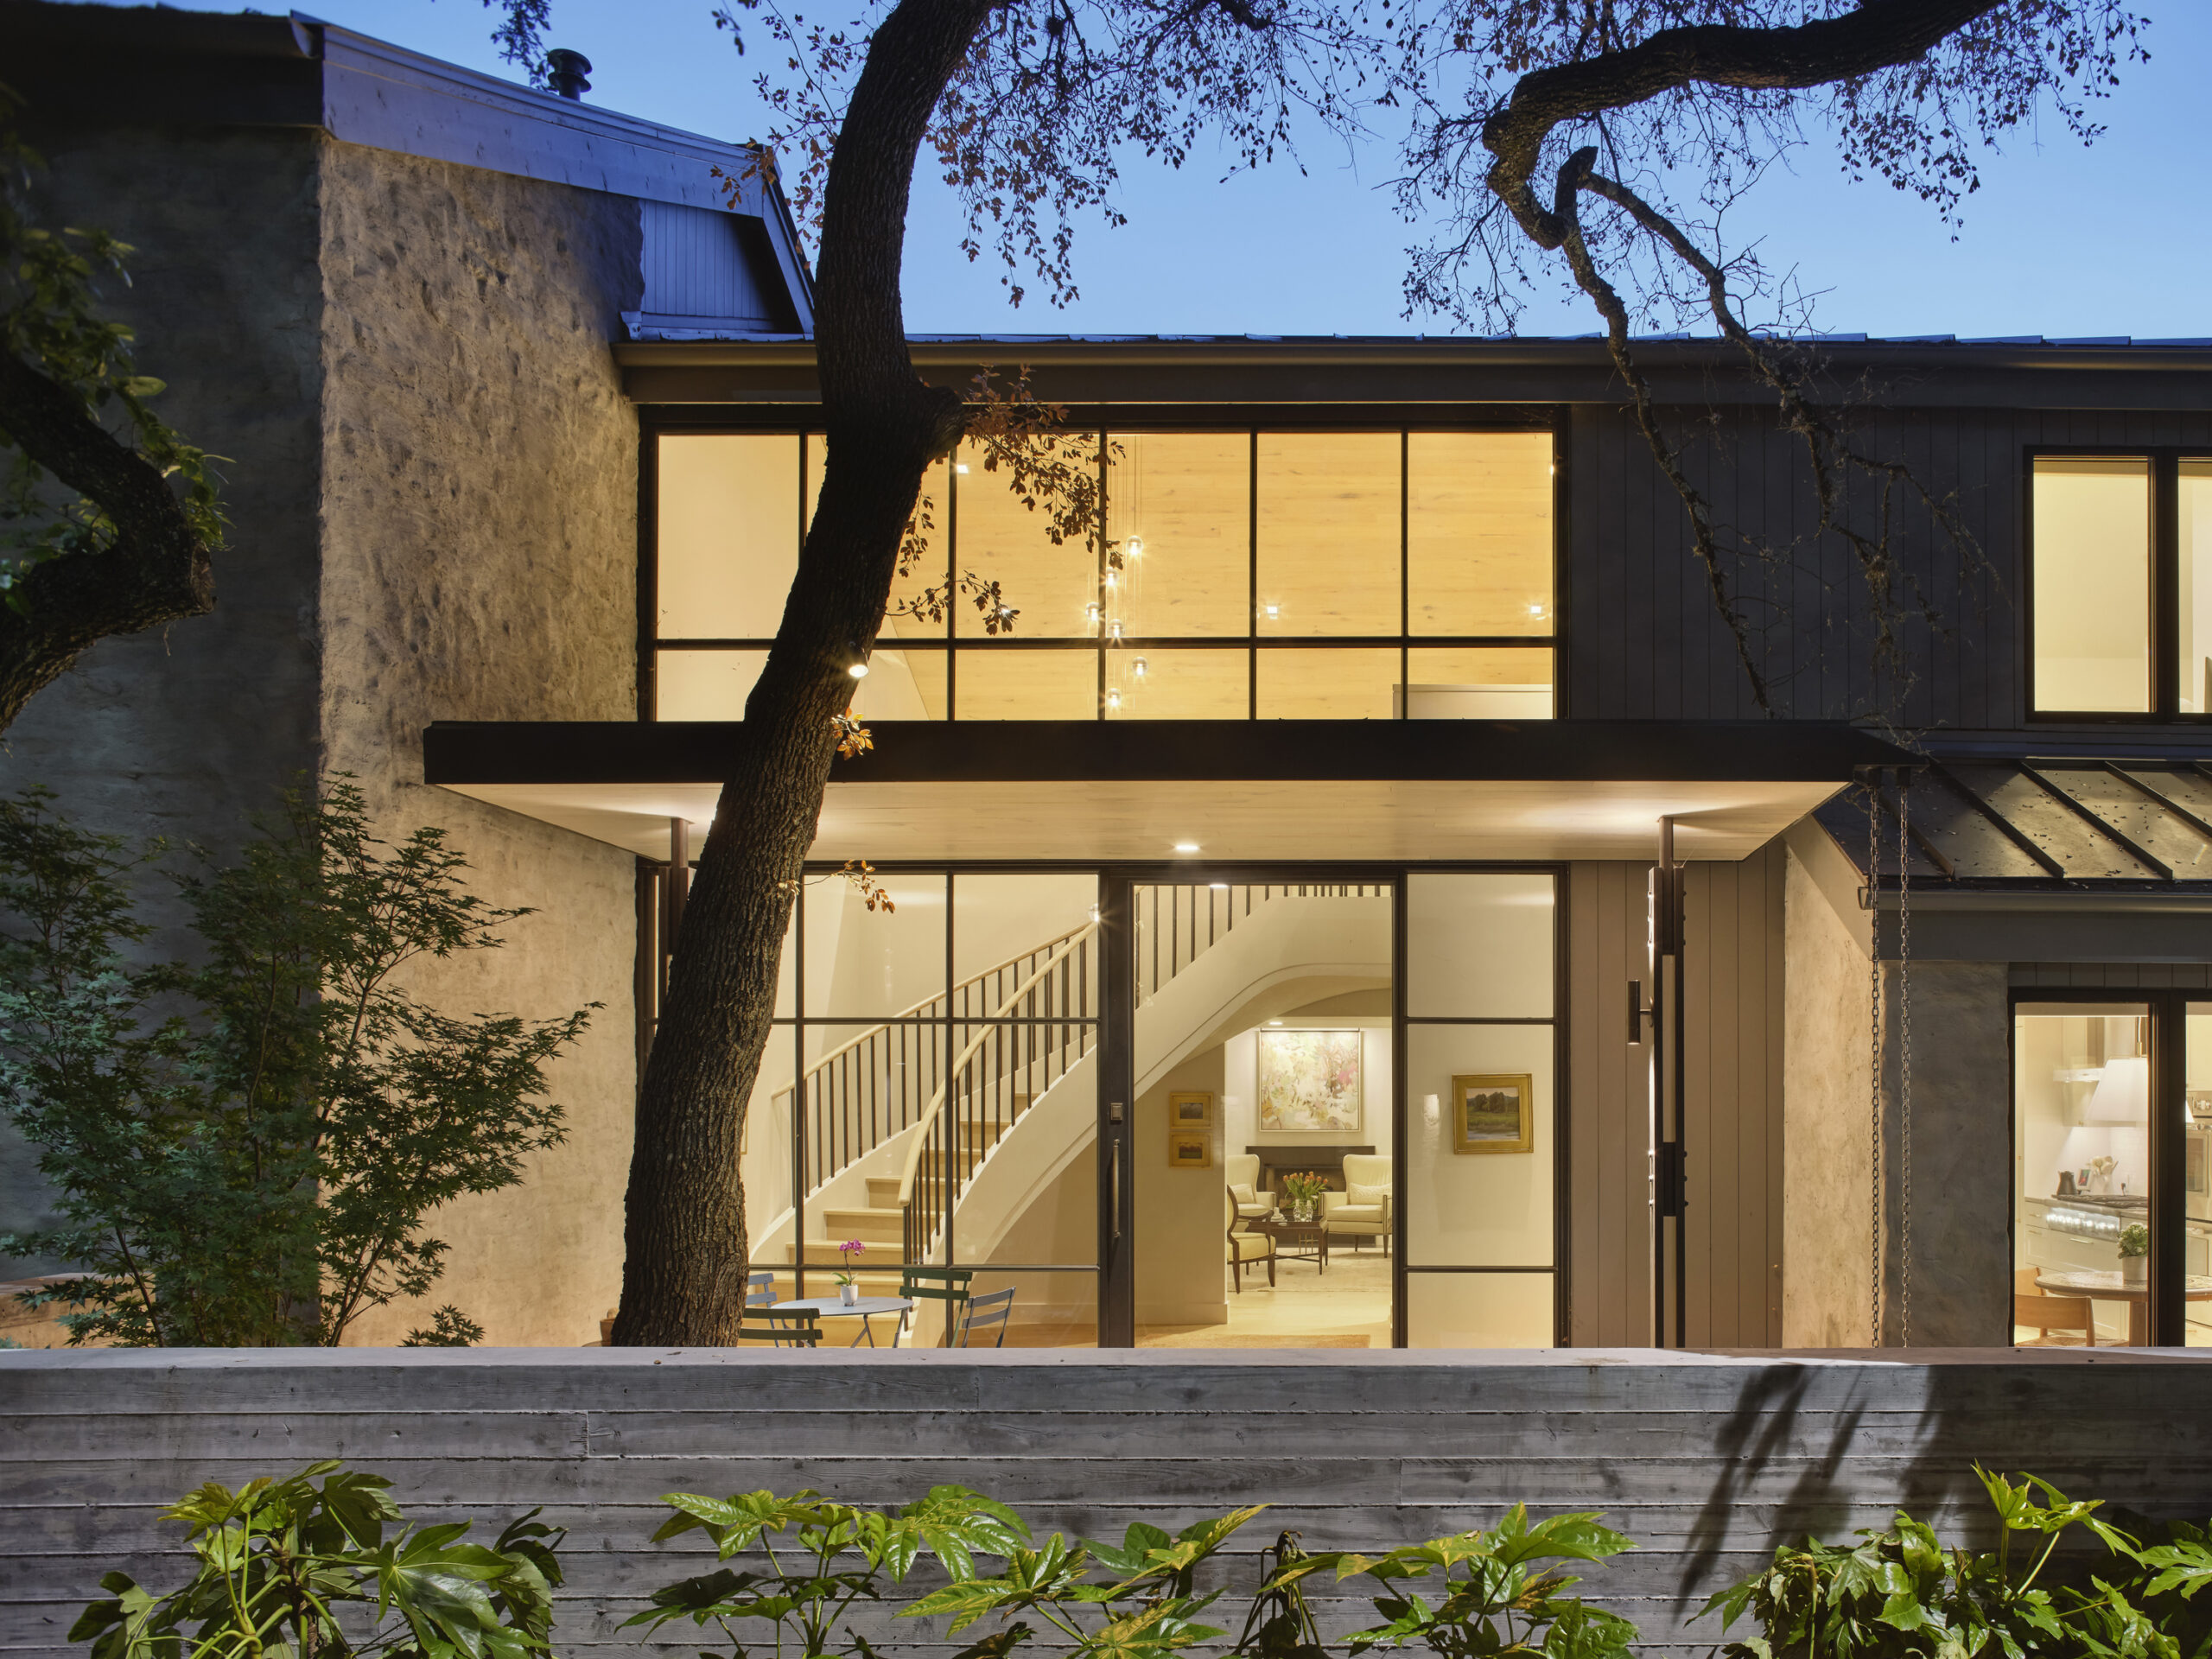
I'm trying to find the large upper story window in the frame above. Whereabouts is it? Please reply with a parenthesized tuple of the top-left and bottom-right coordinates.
(648, 426, 1556, 720)
(2031, 452, 2212, 718)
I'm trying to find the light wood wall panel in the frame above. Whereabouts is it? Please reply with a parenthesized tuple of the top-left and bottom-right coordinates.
(10, 1351, 2212, 1659)
(1568, 847, 1785, 1350)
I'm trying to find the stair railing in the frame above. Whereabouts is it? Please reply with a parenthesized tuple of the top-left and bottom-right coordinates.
(784, 923, 1092, 1198)
(1135, 882, 1390, 1004)
(899, 923, 1099, 1264)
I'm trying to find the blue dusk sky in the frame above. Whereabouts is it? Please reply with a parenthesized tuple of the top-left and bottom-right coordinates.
(127, 0, 2212, 339)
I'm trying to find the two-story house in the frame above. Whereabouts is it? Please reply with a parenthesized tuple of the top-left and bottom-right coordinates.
(5, 2, 2208, 1354)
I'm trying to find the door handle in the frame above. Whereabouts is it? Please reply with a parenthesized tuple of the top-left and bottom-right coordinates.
(1111, 1135, 1122, 1243)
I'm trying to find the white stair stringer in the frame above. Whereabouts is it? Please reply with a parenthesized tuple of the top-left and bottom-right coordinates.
(954, 894, 1391, 1265)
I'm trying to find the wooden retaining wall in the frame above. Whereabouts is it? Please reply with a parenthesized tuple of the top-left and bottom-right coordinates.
(7, 1350, 2212, 1658)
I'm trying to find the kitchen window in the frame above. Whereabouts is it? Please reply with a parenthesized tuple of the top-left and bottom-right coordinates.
(2012, 993, 2210, 1348)
(2029, 452, 2212, 718)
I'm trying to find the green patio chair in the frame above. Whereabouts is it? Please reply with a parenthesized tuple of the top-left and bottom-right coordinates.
(896, 1265, 974, 1346)
(735, 1308, 820, 1348)
(961, 1286, 1017, 1348)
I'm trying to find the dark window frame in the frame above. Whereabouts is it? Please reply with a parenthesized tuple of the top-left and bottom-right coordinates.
(638, 410, 1567, 722)
(2005, 988, 2193, 1347)
(2024, 445, 2210, 723)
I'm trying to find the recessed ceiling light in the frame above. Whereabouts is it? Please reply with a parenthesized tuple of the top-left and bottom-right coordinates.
(1268, 1019, 1284, 1027)
(1173, 842, 1200, 854)
(1208, 881, 1228, 890)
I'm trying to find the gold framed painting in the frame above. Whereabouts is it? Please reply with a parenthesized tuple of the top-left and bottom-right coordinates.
(1169, 1090, 1214, 1127)
(1166, 1131, 1212, 1170)
(1451, 1073, 1534, 1154)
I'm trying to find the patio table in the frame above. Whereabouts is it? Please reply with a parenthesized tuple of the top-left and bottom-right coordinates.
(770, 1295, 915, 1347)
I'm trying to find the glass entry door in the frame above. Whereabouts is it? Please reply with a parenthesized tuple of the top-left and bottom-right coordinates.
(1116, 869, 1562, 1350)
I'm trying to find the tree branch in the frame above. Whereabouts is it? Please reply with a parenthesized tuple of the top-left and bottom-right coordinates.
(0, 351, 215, 728)
(1482, 0, 2005, 249)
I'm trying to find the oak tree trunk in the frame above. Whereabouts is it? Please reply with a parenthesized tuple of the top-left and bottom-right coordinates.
(611, 0, 992, 1344)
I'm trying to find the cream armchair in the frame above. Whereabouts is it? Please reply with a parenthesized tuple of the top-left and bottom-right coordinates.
(1226, 1185, 1275, 1291)
(1323, 1154, 1392, 1252)
(1224, 1154, 1277, 1227)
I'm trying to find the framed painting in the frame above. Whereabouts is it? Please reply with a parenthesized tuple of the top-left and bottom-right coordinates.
(1257, 1028, 1363, 1133)
(1452, 1073, 1534, 1154)
(1166, 1131, 1211, 1170)
(1170, 1091, 1214, 1127)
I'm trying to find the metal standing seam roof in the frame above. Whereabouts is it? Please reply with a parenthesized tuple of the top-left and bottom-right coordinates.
(1821, 758, 2212, 889)
(621, 327, 2212, 347)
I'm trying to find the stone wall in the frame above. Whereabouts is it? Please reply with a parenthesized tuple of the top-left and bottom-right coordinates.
(0, 124, 327, 1279)
(314, 141, 644, 1347)
(9, 1347, 2212, 1659)
(1782, 848, 2012, 1347)
(1782, 846, 1877, 1346)
(0, 126, 645, 1344)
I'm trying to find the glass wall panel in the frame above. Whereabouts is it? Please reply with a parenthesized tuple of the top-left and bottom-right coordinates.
(2013, 1002, 2151, 1347)
(1407, 432, 1553, 636)
(802, 874, 948, 1020)
(962, 1268, 1099, 1348)
(1405, 1022, 1554, 1266)
(954, 874, 1101, 1001)
(956, 649, 1097, 718)
(658, 434, 800, 639)
(1255, 432, 1400, 636)
(850, 647, 946, 721)
(1405, 873, 1555, 1018)
(1255, 647, 1397, 717)
(2032, 457, 2152, 713)
(1402, 647, 1554, 718)
(1109, 648, 1249, 718)
(1108, 432, 1249, 637)
(656, 648, 766, 719)
(809, 435, 950, 639)
(1406, 1271, 1554, 1347)
(2193, 1002, 2212, 1346)
(2182, 461, 2212, 715)
(956, 438, 1102, 639)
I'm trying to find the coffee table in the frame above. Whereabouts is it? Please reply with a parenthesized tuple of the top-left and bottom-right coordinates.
(1249, 1216, 1329, 1273)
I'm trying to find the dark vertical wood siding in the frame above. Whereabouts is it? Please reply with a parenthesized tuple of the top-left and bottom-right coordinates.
(639, 200, 779, 327)
(1568, 848, 1785, 1349)
(1565, 404, 2212, 725)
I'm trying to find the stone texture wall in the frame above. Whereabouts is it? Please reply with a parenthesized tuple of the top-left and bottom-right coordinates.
(314, 141, 643, 1348)
(1783, 847, 1877, 1346)
(0, 125, 327, 1279)
(1783, 849, 2011, 1347)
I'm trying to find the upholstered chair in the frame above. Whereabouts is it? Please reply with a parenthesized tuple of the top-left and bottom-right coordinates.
(1323, 1153, 1392, 1252)
(1224, 1153, 1277, 1227)
(1226, 1185, 1276, 1290)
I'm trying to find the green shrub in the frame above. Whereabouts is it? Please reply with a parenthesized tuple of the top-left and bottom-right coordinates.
(1700, 1466, 2212, 1659)
(68, 1460, 563, 1659)
(629, 1487, 1639, 1659)
(0, 779, 594, 1346)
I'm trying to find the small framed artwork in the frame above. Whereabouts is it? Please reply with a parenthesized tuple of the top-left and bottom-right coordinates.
(1452, 1073, 1535, 1154)
(1166, 1131, 1212, 1170)
(1170, 1090, 1214, 1127)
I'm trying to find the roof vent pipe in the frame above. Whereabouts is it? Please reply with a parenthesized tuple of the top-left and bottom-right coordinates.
(545, 48, 592, 99)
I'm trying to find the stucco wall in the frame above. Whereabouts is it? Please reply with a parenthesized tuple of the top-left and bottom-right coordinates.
(1783, 848, 2012, 1347)
(314, 142, 643, 1347)
(0, 125, 327, 1278)
(1783, 845, 1877, 1346)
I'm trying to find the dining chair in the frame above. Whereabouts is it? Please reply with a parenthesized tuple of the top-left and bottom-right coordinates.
(896, 1265, 975, 1346)
(2012, 1266, 2095, 1347)
(736, 1308, 821, 1348)
(746, 1269, 778, 1308)
(961, 1287, 1017, 1348)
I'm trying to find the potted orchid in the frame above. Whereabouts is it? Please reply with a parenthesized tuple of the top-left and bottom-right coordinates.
(835, 1238, 866, 1304)
(1281, 1172, 1326, 1224)
(2120, 1223, 2149, 1285)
